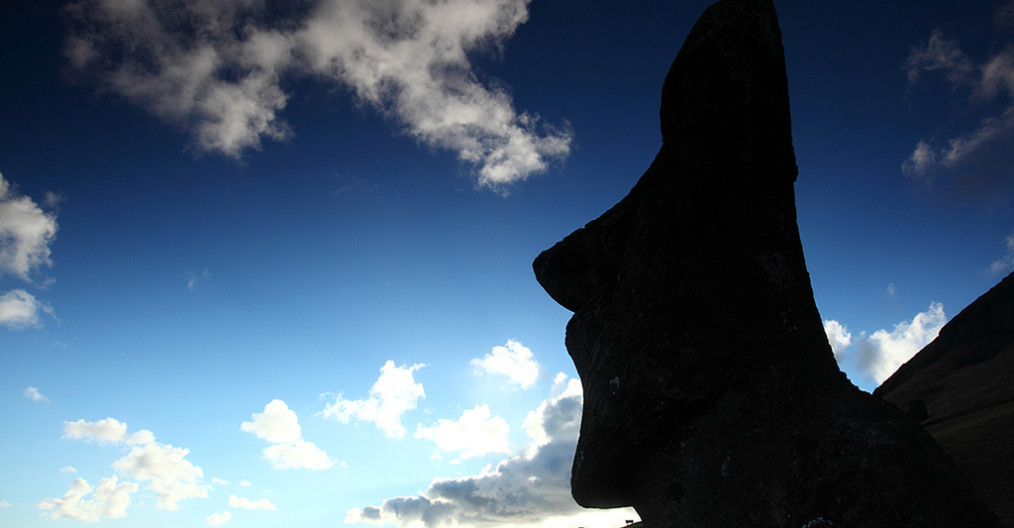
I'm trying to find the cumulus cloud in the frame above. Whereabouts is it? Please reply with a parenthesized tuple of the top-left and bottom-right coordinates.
(415, 405, 510, 462)
(206, 510, 232, 525)
(0, 500, 10, 508)
(242, 400, 333, 470)
(63, 418, 131, 444)
(471, 339, 541, 389)
(229, 494, 277, 511)
(0, 173, 58, 281)
(520, 373, 582, 448)
(903, 25, 1014, 197)
(262, 439, 333, 470)
(62, 0, 572, 191)
(212, 477, 228, 486)
(322, 361, 426, 438)
(61, 418, 208, 511)
(38, 476, 138, 522)
(346, 373, 638, 528)
(0, 173, 59, 329)
(823, 319, 853, 358)
(241, 399, 302, 445)
(24, 385, 50, 403)
(61, 466, 78, 475)
(828, 304, 948, 385)
(0, 289, 55, 329)
(112, 442, 208, 510)
(858, 302, 947, 384)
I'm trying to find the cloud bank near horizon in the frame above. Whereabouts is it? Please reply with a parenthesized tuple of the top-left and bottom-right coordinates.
(62, 0, 572, 191)
(346, 373, 638, 528)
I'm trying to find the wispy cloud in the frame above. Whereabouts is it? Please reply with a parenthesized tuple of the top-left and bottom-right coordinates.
(989, 231, 1014, 274)
(471, 339, 541, 390)
(903, 16, 1014, 200)
(414, 404, 510, 462)
(23, 386, 50, 403)
(241, 399, 333, 470)
(347, 374, 638, 528)
(322, 361, 426, 438)
(185, 269, 211, 291)
(62, 0, 572, 191)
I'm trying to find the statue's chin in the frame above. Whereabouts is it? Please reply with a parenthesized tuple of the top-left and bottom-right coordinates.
(568, 422, 644, 509)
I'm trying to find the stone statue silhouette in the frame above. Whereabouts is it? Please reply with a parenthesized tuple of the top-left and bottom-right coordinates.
(533, 1, 1002, 526)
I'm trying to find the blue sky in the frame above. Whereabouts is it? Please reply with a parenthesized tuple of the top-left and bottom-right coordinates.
(3, 0, 1014, 526)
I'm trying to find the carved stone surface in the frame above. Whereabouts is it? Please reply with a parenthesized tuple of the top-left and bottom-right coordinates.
(534, 0, 1002, 526)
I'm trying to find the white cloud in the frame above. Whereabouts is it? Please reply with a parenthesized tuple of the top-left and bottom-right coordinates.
(322, 361, 426, 438)
(112, 442, 208, 510)
(858, 302, 948, 384)
(61, 466, 78, 475)
(62, 0, 571, 190)
(0, 289, 54, 330)
(62, 418, 207, 510)
(239, 480, 252, 488)
(903, 27, 1014, 191)
(24, 386, 50, 403)
(206, 510, 232, 526)
(38, 476, 138, 522)
(64, 418, 129, 444)
(212, 477, 228, 486)
(262, 439, 333, 470)
(347, 373, 639, 528)
(241, 399, 302, 445)
(471, 339, 541, 389)
(825, 304, 948, 385)
(989, 232, 1014, 274)
(242, 400, 334, 470)
(0, 500, 10, 508)
(228, 494, 277, 511)
(0, 172, 58, 281)
(415, 405, 510, 461)
(521, 373, 582, 448)
(823, 319, 853, 359)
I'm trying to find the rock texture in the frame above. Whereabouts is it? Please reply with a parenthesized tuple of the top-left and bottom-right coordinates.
(533, 0, 1002, 526)
(876, 272, 1014, 527)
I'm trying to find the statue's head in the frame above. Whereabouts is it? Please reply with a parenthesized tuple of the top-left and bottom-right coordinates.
(533, 0, 834, 508)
